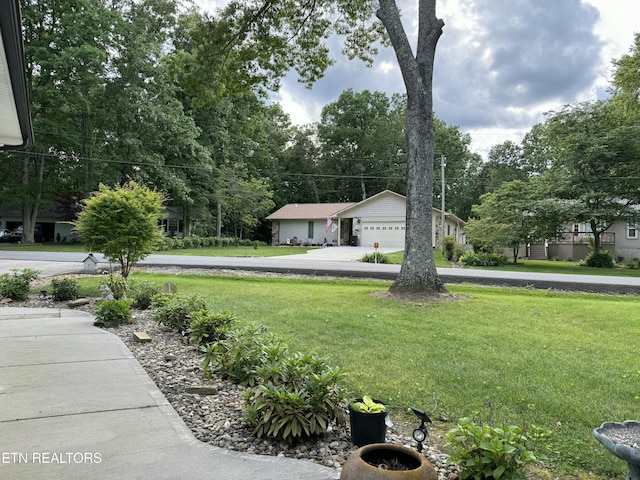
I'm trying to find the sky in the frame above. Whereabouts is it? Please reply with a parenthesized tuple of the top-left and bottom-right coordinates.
(195, 0, 639, 159)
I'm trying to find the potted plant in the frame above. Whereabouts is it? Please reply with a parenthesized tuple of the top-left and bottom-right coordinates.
(444, 417, 550, 480)
(340, 443, 437, 480)
(349, 395, 388, 446)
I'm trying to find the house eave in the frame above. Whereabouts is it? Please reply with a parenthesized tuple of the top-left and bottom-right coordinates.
(0, 0, 34, 150)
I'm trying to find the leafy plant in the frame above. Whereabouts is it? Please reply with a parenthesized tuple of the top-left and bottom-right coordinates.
(243, 351, 348, 443)
(460, 251, 508, 267)
(51, 278, 80, 301)
(202, 325, 285, 386)
(623, 258, 640, 270)
(129, 280, 161, 309)
(443, 235, 457, 261)
(360, 252, 390, 263)
(351, 395, 386, 414)
(581, 250, 615, 268)
(187, 309, 237, 346)
(0, 268, 40, 301)
(73, 181, 165, 278)
(445, 417, 550, 480)
(95, 299, 133, 326)
(104, 274, 128, 300)
(452, 243, 466, 262)
(152, 293, 207, 333)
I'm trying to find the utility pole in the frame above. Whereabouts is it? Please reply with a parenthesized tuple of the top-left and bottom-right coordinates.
(441, 155, 446, 250)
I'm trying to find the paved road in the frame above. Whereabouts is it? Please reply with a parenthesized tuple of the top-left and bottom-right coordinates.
(1, 248, 640, 295)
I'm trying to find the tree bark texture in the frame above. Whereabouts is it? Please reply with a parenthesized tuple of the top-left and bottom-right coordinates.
(21, 154, 45, 244)
(377, 0, 447, 295)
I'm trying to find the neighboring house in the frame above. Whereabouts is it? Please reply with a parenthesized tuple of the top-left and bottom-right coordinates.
(544, 221, 636, 261)
(0, 203, 192, 242)
(157, 206, 191, 238)
(0, 204, 74, 243)
(0, 0, 33, 150)
(266, 190, 466, 249)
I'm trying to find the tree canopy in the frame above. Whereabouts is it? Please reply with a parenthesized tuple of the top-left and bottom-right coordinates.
(73, 181, 165, 278)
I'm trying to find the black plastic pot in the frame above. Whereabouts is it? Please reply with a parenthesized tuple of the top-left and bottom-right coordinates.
(349, 399, 388, 447)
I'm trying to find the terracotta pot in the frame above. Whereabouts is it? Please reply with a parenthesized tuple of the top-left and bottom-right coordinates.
(340, 443, 437, 480)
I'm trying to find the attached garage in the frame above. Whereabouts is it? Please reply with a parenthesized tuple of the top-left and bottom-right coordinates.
(360, 221, 406, 249)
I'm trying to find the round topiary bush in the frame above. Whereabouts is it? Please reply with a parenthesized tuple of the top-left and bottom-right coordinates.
(582, 250, 615, 268)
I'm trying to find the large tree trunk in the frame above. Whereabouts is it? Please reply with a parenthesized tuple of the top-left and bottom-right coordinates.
(589, 219, 602, 253)
(20, 154, 45, 244)
(378, 0, 447, 295)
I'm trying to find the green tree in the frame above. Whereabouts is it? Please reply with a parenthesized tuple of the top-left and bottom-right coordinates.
(464, 180, 564, 263)
(220, 170, 275, 242)
(74, 181, 164, 278)
(611, 32, 640, 117)
(433, 118, 481, 221)
(173, 0, 447, 296)
(541, 101, 640, 252)
(1, 0, 117, 243)
(277, 125, 324, 204)
(317, 89, 405, 201)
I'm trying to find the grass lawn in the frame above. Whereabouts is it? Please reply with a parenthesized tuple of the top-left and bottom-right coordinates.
(70, 273, 637, 479)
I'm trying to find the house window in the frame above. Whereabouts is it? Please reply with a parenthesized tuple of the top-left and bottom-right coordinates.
(308, 221, 314, 239)
(573, 224, 580, 235)
(628, 221, 638, 239)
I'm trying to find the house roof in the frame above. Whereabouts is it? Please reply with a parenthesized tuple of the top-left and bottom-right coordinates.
(266, 202, 356, 220)
(0, 0, 33, 150)
(335, 190, 466, 224)
(335, 190, 405, 216)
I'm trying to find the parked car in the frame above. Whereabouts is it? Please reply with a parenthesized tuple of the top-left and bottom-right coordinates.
(0, 229, 11, 242)
(9, 226, 23, 243)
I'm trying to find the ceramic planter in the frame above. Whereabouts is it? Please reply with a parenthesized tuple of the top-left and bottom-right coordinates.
(340, 443, 437, 480)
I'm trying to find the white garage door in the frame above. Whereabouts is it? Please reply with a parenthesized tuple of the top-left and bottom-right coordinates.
(360, 222, 405, 248)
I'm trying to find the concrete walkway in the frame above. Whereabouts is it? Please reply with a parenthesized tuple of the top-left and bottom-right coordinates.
(0, 307, 339, 480)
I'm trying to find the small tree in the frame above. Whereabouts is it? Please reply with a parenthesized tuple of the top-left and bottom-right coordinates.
(74, 181, 165, 278)
(464, 180, 564, 263)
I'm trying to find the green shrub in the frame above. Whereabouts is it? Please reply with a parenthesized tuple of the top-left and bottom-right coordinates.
(452, 243, 466, 262)
(202, 325, 286, 386)
(152, 293, 207, 333)
(443, 235, 456, 261)
(129, 280, 161, 309)
(104, 274, 128, 300)
(182, 237, 194, 248)
(187, 310, 237, 346)
(203, 323, 348, 443)
(0, 268, 39, 301)
(51, 278, 80, 301)
(460, 251, 508, 267)
(243, 351, 348, 443)
(623, 258, 640, 270)
(445, 417, 550, 480)
(360, 252, 390, 263)
(581, 250, 615, 268)
(95, 299, 133, 326)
